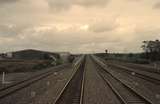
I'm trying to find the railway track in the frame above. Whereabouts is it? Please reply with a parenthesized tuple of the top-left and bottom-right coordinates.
(92, 55, 160, 104)
(1, 55, 159, 104)
(54, 56, 86, 104)
(97, 57, 160, 85)
(108, 64, 160, 85)
(106, 62, 160, 85)
(97, 68, 150, 104)
(0, 64, 71, 100)
(110, 61, 160, 74)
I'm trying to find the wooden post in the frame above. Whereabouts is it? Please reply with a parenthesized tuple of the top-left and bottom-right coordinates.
(2, 72, 5, 84)
(154, 63, 159, 72)
(2, 72, 10, 84)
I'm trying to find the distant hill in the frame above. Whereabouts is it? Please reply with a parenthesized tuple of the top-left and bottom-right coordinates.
(1, 49, 60, 60)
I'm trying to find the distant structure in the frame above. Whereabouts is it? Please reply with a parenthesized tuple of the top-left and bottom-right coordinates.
(6, 52, 13, 58)
(58, 52, 71, 63)
(0, 49, 72, 63)
(0, 53, 12, 59)
(105, 49, 108, 54)
(0, 49, 60, 60)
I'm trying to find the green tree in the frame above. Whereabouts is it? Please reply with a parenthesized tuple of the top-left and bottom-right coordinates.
(142, 40, 160, 61)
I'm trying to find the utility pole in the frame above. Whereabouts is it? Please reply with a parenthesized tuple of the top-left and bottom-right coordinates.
(2, 72, 10, 84)
(2, 72, 5, 84)
(154, 62, 160, 72)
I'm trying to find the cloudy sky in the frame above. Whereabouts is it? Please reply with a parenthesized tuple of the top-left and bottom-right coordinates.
(0, 0, 160, 53)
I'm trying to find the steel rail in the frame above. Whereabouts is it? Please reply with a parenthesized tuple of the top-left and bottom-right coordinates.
(98, 70, 128, 104)
(79, 57, 86, 104)
(108, 64, 160, 85)
(97, 68, 150, 104)
(0, 64, 70, 99)
(91, 55, 157, 104)
(95, 56, 160, 85)
(53, 56, 85, 104)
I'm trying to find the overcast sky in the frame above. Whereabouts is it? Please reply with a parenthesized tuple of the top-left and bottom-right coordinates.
(0, 0, 160, 53)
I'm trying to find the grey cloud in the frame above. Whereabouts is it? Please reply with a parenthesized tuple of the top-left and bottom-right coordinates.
(0, 24, 19, 37)
(0, 0, 19, 4)
(0, 24, 31, 38)
(127, 0, 143, 2)
(75, 0, 109, 7)
(0, 25, 105, 52)
(47, 0, 72, 11)
(47, 0, 109, 12)
(153, 2, 160, 9)
(135, 27, 160, 40)
(89, 21, 118, 33)
(1, 24, 159, 53)
(0, 0, 160, 53)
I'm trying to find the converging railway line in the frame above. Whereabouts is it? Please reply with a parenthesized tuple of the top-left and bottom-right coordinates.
(0, 64, 70, 99)
(109, 61, 160, 74)
(98, 57, 160, 85)
(54, 57, 86, 104)
(107, 62, 160, 84)
(0, 55, 159, 104)
(92, 55, 160, 104)
(0, 63, 75, 104)
(97, 64, 150, 104)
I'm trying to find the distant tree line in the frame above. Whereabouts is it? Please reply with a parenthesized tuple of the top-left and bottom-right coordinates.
(142, 39, 160, 61)
(95, 39, 160, 64)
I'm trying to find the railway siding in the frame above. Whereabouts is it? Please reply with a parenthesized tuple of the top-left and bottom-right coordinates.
(83, 56, 121, 104)
(108, 63, 160, 82)
(0, 64, 74, 104)
(54, 55, 85, 104)
(92, 55, 160, 104)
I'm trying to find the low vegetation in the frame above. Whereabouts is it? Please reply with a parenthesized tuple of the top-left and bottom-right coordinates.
(0, 60, 55, 73)
(96, 39, 160, 64)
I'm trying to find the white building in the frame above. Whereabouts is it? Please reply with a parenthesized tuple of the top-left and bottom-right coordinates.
(59, 52, 70, 63)
(6, 52, 13, 58)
